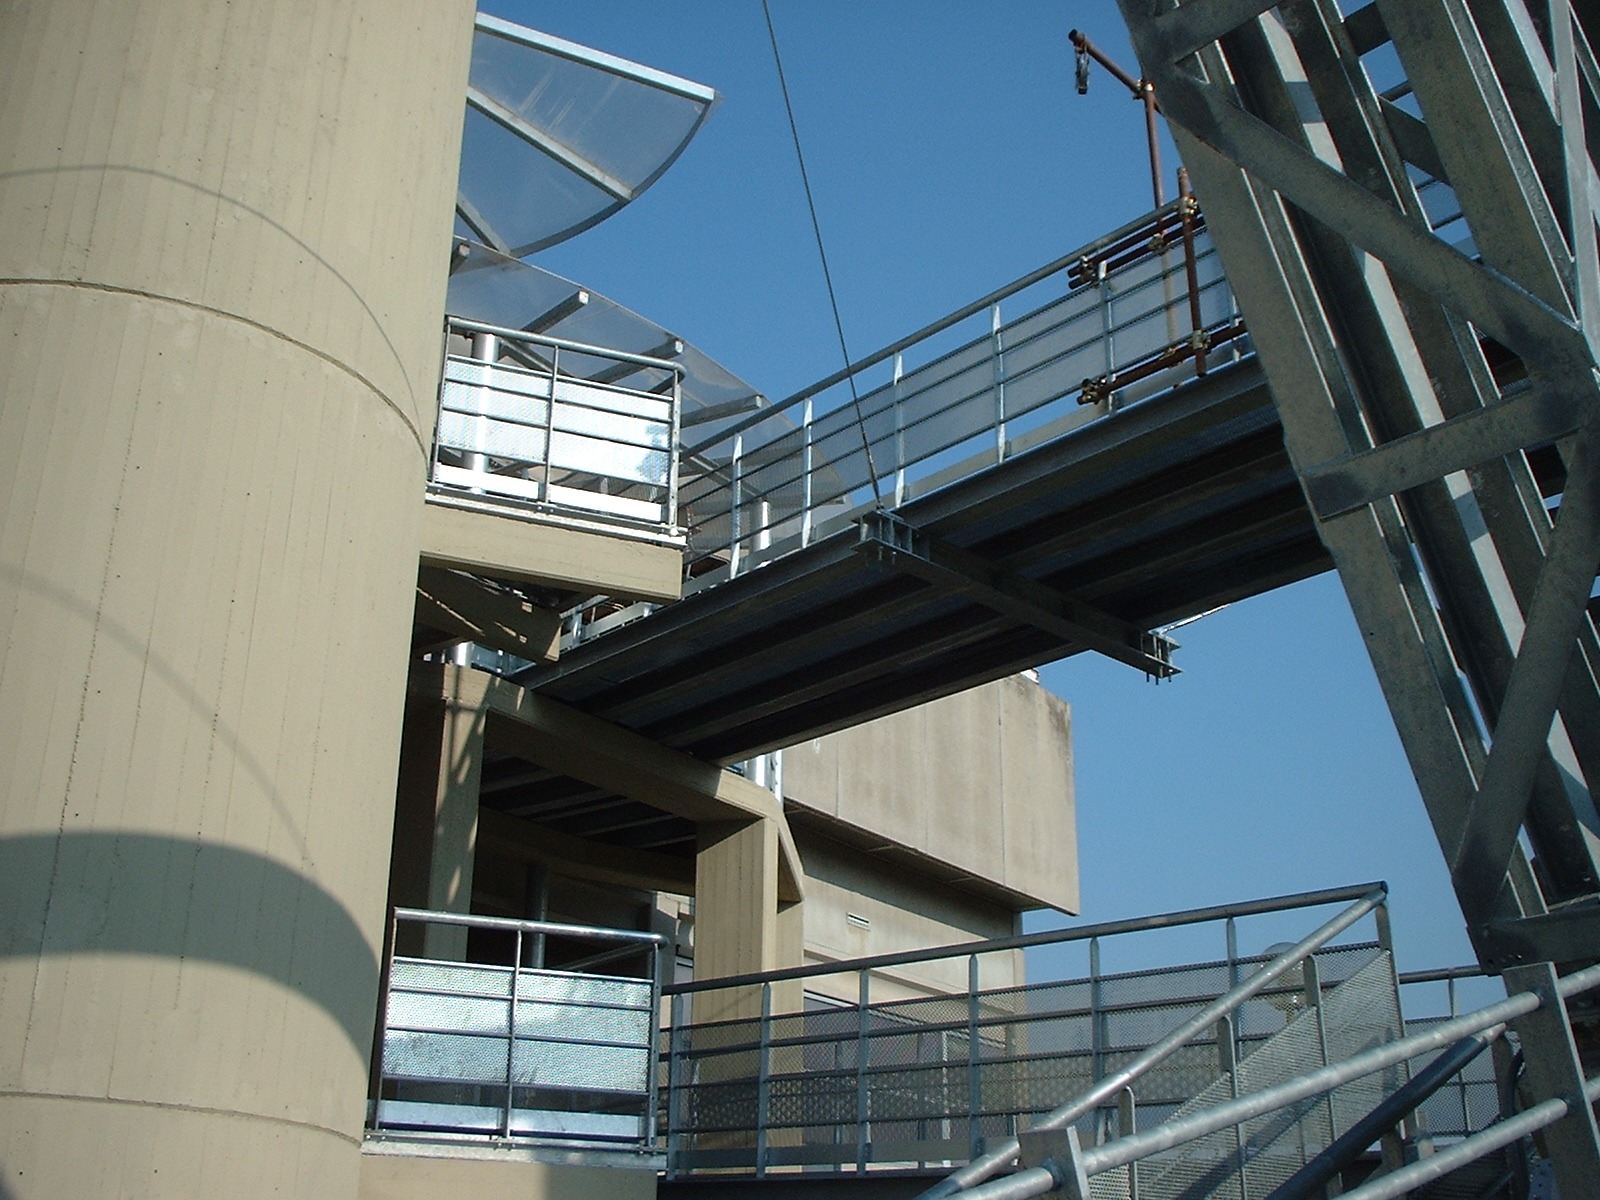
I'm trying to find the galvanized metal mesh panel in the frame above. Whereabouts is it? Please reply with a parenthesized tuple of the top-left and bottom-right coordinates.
(666, 941, 1401, 1181)
(511, 1037, 648, 1092)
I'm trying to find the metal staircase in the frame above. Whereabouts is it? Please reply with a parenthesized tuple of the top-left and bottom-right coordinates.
(1106, 0, 1600, 1191)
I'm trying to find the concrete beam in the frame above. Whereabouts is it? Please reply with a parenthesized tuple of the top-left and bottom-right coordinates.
(476, 807, 694, 896)
(446, 665, 803, 903)
(419, 499, 683, 603)
(414, 566, 562, 664)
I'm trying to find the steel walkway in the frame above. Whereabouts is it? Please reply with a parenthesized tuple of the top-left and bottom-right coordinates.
(509, 205, 1330, 766)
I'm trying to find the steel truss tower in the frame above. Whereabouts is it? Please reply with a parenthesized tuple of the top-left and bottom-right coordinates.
(1115, 0, 1600, 1187)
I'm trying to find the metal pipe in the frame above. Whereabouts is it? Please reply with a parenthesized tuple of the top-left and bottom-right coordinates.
(667, 882, 1385, 997)
(1265, 1029, 1501, 1200)
(1328, 1073, 1600, 1200)
(392, 906, 668, 946)
(1177, 168, 1207, 375)
(679, 199, 1189, 458)
(1074, 960, 1600, 1177)
(920, 887, 1387, 1200)
(1069, 30, 1164, 207)
(447, 314, 686, 375)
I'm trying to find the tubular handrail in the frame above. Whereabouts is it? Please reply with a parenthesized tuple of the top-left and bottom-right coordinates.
(666, 881, 1384, 996)
(445, 315, 687, 376)
(919, 886, 1388, 1200)
(1329, 1075, 1600, 1200)
(679, 198, 1190, 460)
(958, 960, 1600, 1200)
(391, 905, 668, 946)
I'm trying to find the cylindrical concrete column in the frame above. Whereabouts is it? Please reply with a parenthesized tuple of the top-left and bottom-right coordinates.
(0, 2, 474, 1196)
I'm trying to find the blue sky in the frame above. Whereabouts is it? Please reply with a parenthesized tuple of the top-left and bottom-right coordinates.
(491, 2, 1480, 975)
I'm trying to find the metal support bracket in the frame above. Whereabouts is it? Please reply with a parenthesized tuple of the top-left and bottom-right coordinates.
(856, 511, 1178, 678)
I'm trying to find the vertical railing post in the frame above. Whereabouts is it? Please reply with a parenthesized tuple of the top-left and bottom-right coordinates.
(667, 991, 689, 1178)
(856, 970, 871, 1173)
(892, 352, 907, 507)
(1098, 266, 1116, 408)
(1304, 953, 1338, 1151)
(542, 346, 559, 503)
(645, 940, 665, 1151)
(729, 432, 744, 577)
(666, 369, 682, 531)
(371, 908, 401, 1131)
(1225, 916, 1242, 1040)
(1089, 935, 1104, 1142)
(801, 398, 815, 546)
(506, 926, 523, 1138)
(991, 302, 1007, 464)
(466, 330, 499, 494)
(968, 953, 983, 1161)
(1216, 1014, 1248, 1200)
(1118, 1087, 1139, 1200)
(757, 981, 773, 1177)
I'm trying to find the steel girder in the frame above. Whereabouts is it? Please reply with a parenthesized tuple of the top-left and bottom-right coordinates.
(1115, 0, 1600, 1184)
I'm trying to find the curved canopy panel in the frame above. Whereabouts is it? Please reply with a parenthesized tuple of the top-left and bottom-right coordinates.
(447, 239, 766, 432)
(458, 16, 720, 257)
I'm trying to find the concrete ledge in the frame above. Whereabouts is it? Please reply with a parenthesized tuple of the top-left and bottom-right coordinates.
(360, 1138, 661, 1200)
(420, 499, 683, 603)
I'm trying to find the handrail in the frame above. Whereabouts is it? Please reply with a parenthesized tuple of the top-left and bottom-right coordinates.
(679, 198, 1189, 459)
(1331, 1076, 1600, 1200)
(445, 314, 687, 376)
(959, 960, 1600, 1200)
(919, 886, 1388, 1200)
(391, 905, 667, 946)
(666, 881, 1384, 996)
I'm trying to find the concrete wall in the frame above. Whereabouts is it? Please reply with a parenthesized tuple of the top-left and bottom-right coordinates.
(360, 1148, 658, 1200)
(794, 830, 1023, 1004)
(782, 673, 1079, 915)
(0, 2, 474, 1196)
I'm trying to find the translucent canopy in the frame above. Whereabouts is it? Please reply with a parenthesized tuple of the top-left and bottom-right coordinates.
(458, 16, 720, 257)
(446, 239, 767, 434)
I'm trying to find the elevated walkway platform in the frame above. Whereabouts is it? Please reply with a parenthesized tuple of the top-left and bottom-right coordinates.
(518, 357, 1313, 765)
(509, 206, 1325, 765)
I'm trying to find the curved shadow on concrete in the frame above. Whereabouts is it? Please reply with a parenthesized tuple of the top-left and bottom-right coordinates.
(0, 832, 379, 1056)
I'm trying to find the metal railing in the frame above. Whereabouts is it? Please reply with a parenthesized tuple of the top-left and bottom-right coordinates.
(431, 316, 684, 539)
(677, 198, 1248, 579)
(369, 909, 666, 1152)
(661, 884, 1392, 1180)
(973, 961, 1600, 1200)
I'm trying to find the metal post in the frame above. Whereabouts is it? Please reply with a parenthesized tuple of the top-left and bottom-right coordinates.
(991, 303, 1007, 464)
(1098, 271, 1116, 408)
(1118, 1088, 1139, 1200)
(757, 981, 773, 1176)
(667, 370, 682, 530)
(729, 432, 743, 577)
(1303, 954, 1338, 1154)
(969, 953, 983, 1161)
(1215, 1014, 1247, 1200)
(801, 398, 815, 546)
(668, 991, 689, 1178)
(1089, 937, 1104, 1094)
(893, 351, 907, 507)
(1177, 167, 1207, 377)
(506, 926, 522, 1138)
(467, 331, 497, 491)
(857, 970, 872, 1173)
(542, 345, 559, 503)
(646, 938, 665, 1150)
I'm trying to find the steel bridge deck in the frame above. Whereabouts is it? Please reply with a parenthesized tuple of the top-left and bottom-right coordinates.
(514, 356, 1319, 766)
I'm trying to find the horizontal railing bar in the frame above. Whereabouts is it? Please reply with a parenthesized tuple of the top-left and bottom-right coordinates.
(665, 882, 1383, 995)
(680, 199, 1190, 458)
(671, 971, 1366, 1055)
(393, 906, 668, 946)
(967, 961, 1600, 1200)
(445, 315, 686, 376)
(922, 887, 1387, 1199)
(1329, 1074, 1600, 1200)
